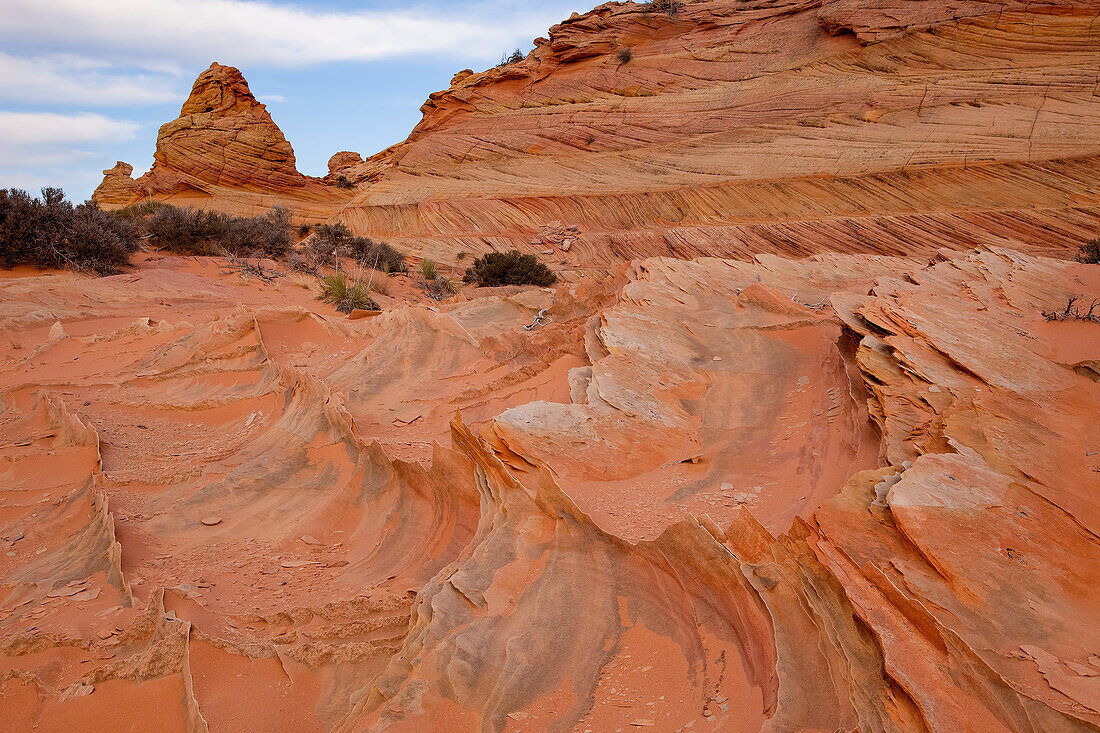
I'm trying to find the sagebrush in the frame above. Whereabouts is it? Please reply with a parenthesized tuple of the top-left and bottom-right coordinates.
(141, 205, 293, 258)
(0, 187, 139, 275)
(306, 223, 407, 273)
(1079, 239, 1100, 265)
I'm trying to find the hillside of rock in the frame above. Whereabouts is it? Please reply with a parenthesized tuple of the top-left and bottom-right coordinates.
(93, 2, 1100, 268)
(331, 0, 1100, 266)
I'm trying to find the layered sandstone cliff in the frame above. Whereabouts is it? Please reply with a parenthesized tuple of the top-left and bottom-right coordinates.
(330, 0, 1100, 264)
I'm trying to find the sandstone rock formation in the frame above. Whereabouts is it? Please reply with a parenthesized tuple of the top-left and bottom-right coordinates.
(331, 0, 1100, 265)
(27, 1, 1100, 729)
(93, 2, 1100, 266)
(327, 151, 363, 176)
(92, 63, 349, 219)
(1, 245, 1097, 730)
(90, 162, 140, 206)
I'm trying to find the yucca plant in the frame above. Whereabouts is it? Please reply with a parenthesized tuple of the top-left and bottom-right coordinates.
(318, 273, 378, 313)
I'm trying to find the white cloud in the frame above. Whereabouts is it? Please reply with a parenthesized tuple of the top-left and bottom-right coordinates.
(0, 112, 138, 147)
(0, 53, 183, 106)
(0, 112, 140, 195)
(0, 0, 575, 67)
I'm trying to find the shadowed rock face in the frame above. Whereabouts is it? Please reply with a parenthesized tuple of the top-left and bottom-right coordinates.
(1, 246, 1097, 731)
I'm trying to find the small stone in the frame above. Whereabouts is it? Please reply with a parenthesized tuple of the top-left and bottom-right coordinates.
(299, 534, 322, 546)
(201, 516, 222, 526)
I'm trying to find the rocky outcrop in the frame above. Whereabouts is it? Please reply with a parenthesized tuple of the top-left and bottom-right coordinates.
(92, 63, 350, 219)
(91, 162, 141, 206)
(327, 151, 363, 175)
(92, 2, 1100, 261)
(150, 62, 305, 190)
(332, 0, 1100, 265)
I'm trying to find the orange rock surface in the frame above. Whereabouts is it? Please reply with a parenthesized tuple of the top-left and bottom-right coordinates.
(2, 246, 1097, 731)
(18, 0, 1100, 731)
(331, 0, 1100, 265)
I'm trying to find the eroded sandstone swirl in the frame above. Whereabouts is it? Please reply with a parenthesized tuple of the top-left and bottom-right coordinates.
(2, 245, 1097, 731)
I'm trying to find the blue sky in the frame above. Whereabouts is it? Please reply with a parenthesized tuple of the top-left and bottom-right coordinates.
(0, 0, 590, 201)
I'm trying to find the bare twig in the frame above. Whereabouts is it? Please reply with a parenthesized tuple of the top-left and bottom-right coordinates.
(1043, 296, 1100, 323)
(221, 252, 284, 283)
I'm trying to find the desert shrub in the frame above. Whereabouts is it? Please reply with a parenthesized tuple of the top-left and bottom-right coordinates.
(334, 174, 355, 190)
(1079, 239, 1100, 265)
(498, 48, 524, 67)
(111, 198, 168, 222)
(464, 250, 557, 287)
(318, 273, 378, 313)
(616, 47, 634, 64)
(1043, 296, 1100, 323)
(307, 223, 407, 273)
(297, 223, 313, 238)
(0, 187, 139, 275)
(648, 0, 684, 16)
(143, 205, 292, 258)
(425, 275, 460, 301)
(420, 258, 438, 281)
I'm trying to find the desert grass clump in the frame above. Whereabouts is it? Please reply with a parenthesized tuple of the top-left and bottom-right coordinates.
(143, 205, 292, 258)
(318, 273, 379, 314)
(464, 250, 557, 287)
(0, 187, 139, 275)
(1079, 239, 1100, 265)
(420, 258, 438, 281)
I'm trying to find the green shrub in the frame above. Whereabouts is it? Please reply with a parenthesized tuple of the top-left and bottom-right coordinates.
(143, 205, 292, 258)
(318, 273, 378, 313)
(0, 187, 139, 275)
(464, 250, 557, 287)
(1079, 239, 1100, 265)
